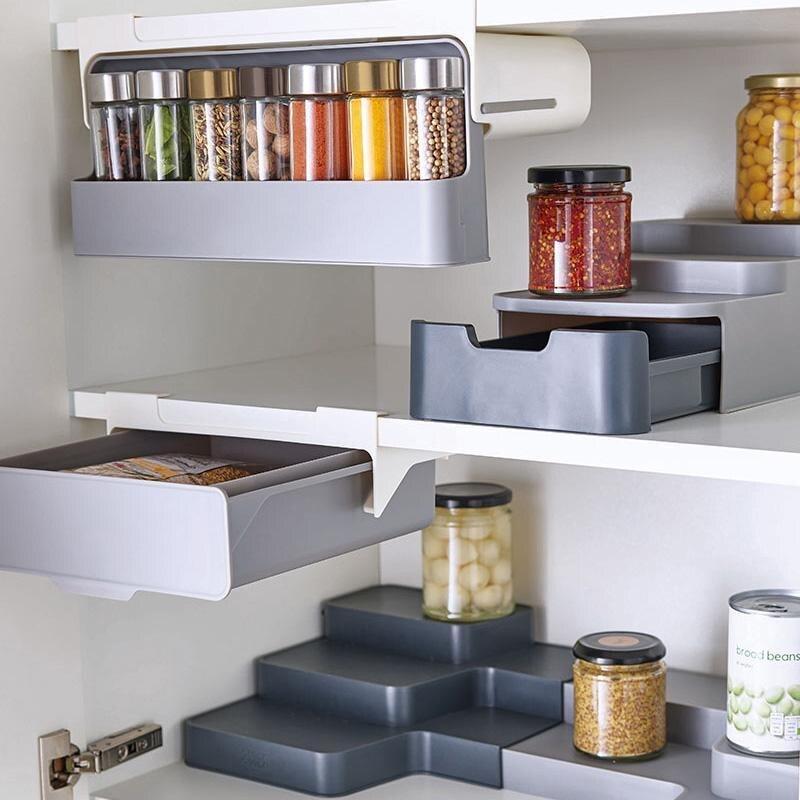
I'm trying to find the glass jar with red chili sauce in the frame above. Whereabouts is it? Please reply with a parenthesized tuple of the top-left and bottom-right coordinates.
(528, 165, 632, 296)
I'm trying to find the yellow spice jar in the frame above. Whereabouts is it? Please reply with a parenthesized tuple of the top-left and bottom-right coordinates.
(573, 631, 667, 761)
(344, 59, 406, 181)
(736, 74, 800, 222)
(422, 483, 514, 623)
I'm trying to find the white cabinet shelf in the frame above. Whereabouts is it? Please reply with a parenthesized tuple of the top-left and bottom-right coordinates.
(477, 1, 800, 51)
(93, 765, 541, 800)
(71, 344, 800, 504)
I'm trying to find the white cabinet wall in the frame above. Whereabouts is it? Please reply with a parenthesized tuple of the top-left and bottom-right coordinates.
(376, 38, 800, 675)
(2, 2, 799, 798)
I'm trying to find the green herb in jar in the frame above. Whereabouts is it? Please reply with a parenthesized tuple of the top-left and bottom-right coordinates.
(141, 104, 191, 181)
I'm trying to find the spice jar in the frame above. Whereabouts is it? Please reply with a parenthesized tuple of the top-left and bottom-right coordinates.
(528, 165, 632, 296)
(240, 67, 290, 182)
(422, 483, 514, 623)
(188, 68, 242, 181)
(573, 632, 667, 761)
(736, 74, 800, 222)
(88, 72, 140, 181)
(344, 60, 405, 180)
(136, 69, 190, 181)
(401, 56, 467, 180)
(287, 64, 348, 181)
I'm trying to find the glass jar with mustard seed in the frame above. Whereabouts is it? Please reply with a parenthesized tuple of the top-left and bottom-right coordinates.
(573, 631, 667, 761)
(422, 483, 514, 623)
(736, 74, 800, 222)
(344, 59, 406, 181)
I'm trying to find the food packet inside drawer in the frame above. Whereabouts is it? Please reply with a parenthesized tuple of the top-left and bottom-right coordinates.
(70, 453, 256, 485)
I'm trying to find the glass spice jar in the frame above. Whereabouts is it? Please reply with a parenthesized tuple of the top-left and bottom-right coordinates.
(188, 68, 242, 181)
(239, 66, 290, 182)
(136, 69, 190, 181)
(287, 64, 349, 181)
(344, 59, 405, 181)
(88, 72, 140, 181)
(401, 56, 467, 180)
(573, 632, 667, 761)
(736, 74, 800, 222)
(528, 165, 632, 296)
(422, 483, 514, 623)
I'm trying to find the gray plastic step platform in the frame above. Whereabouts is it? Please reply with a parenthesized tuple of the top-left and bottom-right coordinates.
(711, 737, 799, 800)
(409, 320, 720, 435)
(185, 586, 573, 795)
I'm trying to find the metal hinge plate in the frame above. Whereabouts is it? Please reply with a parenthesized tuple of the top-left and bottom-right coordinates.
(39, 724, 162, 800)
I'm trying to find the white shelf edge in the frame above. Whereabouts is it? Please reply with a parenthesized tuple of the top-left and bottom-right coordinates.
(378, 411, 800, 489)
(476, 0, 800, 28)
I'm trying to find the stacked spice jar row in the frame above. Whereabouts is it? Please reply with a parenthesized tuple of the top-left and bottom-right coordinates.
(87, 57, 467, 183)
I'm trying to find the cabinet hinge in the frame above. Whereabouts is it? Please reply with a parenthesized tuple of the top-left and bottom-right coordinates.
(39, 724, 162, 799)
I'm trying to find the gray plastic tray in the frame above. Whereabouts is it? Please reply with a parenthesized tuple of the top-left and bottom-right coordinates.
(409, 320, 721, 434)
(71, 39, 487, 267)
(0, 432, 434, 600)
(185, 585, 574, 795)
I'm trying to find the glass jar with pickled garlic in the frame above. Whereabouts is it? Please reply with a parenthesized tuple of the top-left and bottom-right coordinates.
(573, 632, 667, 761)
(737, 74, 800, 223)
(422, 483, 513, 622)
(344, 59, 405, 180)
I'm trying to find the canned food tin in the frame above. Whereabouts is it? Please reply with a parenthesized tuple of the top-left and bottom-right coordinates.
(727, 590, 800, 757)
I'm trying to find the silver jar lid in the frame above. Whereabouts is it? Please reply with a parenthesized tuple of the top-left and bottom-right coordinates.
(135, 69, 186, 100)
(87, 72, 135, 104)
(239, 66, 286, 98)
(287, 63, 343, 96)
(400, 56, 464, 91)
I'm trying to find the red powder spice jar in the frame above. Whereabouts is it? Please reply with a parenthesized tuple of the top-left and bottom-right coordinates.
(287, 63, 349, 181)
(528, 165, 632, 296)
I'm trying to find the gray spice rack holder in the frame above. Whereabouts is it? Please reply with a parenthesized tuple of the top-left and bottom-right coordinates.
(184, 585, 797, 799)
(411, 219, 800, 434)
(70, 39, 487, 268)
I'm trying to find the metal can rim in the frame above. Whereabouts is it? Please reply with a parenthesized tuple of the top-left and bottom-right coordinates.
(729, 589, 800, 617)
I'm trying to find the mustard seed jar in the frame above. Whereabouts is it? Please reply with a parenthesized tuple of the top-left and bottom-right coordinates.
(736, 74, 800, 222)
(528, 165, 632, 296)
(422, 483, 513, 622)
(573, 632, 667, 761)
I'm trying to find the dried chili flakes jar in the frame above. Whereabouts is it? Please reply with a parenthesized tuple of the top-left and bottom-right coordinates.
(288, 63, 349, 181)
(573, 631, 667, 761)
(736, 74, 800, 222)
(528, 165, 632, 296)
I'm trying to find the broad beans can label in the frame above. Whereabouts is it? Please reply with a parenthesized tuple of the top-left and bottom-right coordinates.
(727, 590, 800, 757)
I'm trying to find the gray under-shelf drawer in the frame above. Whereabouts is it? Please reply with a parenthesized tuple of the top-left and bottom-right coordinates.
(0, 430, 434, 600)
(410, 320, 721, 435)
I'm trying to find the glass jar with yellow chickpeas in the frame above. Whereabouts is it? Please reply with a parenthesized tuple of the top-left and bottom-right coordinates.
(737, 74, 800, 223)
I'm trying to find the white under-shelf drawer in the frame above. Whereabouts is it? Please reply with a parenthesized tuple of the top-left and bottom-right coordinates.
(0, 430, 433, 601)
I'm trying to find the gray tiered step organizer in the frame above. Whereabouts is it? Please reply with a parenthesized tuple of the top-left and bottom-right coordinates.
(185, 585, 574, 795)
(0, 432, 433, 600)
(411, 219, 800, 433)
(71, 39, 487, 267)
(184, 585, 796, 799)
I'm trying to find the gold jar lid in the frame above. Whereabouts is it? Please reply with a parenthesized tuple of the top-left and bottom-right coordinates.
(344, 59, 400, 94)
(187, 68, 238, 99)
(745, 73, 800, 91)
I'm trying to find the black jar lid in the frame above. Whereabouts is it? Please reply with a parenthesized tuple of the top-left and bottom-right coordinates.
(527, 165, 631, 184)
(573, 632, 666, 665)
(435, 482, 512, 509)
